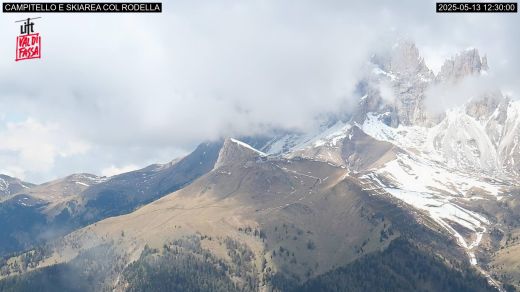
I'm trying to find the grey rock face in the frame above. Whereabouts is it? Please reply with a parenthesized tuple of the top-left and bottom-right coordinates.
(437, 48, 485, 82)
(359, 45, 493, 129)
(465, 92, 504, 123)
(360, 41, 436, 127)
(351, 83, 387, 125)
(389, 41, 434, 79)
(265, 41, 520, 179)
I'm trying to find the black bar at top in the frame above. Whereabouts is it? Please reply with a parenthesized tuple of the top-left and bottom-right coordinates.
(3, 2, 162, 13)
(436, 2, 517, 13)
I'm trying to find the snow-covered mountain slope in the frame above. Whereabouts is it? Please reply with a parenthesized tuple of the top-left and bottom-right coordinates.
(263, 42, 517, 177)
(247, 44, 519, 287)
(284, 125, 399, 172)
(359, 100, 520, 177)
(360, 152, 504, 265)
(426, 109, 499, 172)
(260, 120, 350, 156)
(498, 101, 520, 176)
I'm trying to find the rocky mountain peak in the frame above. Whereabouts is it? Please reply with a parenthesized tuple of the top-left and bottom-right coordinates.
(214, 138, 265, 169)
(437, 48, 486, 82)
(371, 40, 433, 79)
(389, 41, 432, 78)
(465, 91, 505, 123)
(363, 41, 436, 128)
(361, 44, 497, 129)
(481, 55, 489, 71)
(0, 174, 34, 197)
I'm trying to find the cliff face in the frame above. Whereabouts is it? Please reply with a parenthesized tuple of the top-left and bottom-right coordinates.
(437, 48, 488, 83)
(266, 41, 519, 177)
(359, 44, 492, 129)
(346, 42, 519, 177)
(359, 41, 435, 127)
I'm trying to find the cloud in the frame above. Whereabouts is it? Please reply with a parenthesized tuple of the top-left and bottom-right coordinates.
(0, 118, 90, 180)
(378, 80, 397, 103)
(424, 74, 503, 115)
(101, 164, 140, 177)
(0, 0, 518, 182)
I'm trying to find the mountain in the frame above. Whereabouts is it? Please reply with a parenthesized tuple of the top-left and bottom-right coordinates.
(78, 141, 223, 224)
(0, 173, 107, 255)
(437, 48, 488, 82)
(0, 175, 34, 200)
(0, 41, 519, 291)
(21, 173, 108, 216)
(0, 138, 495, 291)
(0, 141, 222, 257)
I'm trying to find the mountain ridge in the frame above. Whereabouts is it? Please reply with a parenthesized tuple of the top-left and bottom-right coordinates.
(1, 41, 519, 291)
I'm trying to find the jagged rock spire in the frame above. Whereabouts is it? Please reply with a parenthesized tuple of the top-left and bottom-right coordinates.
(437, 48, 487, 82)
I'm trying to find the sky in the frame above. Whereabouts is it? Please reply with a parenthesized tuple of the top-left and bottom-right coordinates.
(0, 0, 519, 183)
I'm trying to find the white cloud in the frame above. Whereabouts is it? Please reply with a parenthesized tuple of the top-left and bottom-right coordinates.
(0, 0, 517, 182)
(100, 164, 140, 177)
(420, 45, 460, 75)
(424, 74, 503, 115)
(0, 118, 90, 180)
(0, 166, 25, 181)
(379, 80, 396, 103)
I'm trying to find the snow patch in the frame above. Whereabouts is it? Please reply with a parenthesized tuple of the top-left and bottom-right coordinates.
(230, 138, 267, 156)
(75, 181, 90, 187)
(384, 187, 487, 265)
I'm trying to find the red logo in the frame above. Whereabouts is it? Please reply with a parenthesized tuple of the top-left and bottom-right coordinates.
(15, 17, 41, 62)
(16, 33, 41, 61)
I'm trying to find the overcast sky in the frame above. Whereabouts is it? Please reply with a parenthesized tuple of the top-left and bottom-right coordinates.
(0, 0, 518, 183)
